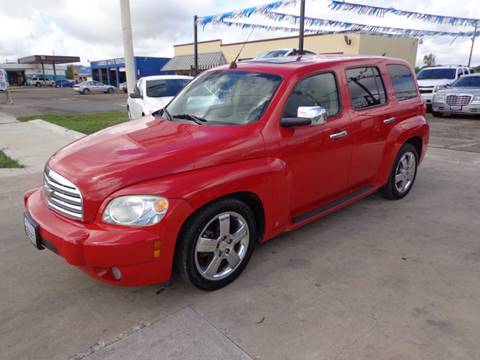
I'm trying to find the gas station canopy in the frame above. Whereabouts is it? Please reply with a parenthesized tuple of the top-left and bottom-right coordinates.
(18, 55, 80, 65)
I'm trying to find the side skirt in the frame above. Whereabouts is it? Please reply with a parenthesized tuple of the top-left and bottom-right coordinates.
(293, 185, 375, 224)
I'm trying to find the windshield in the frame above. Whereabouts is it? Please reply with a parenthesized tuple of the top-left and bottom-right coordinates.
(417, 68, 456, 80)
(165, 70, 282, 125)
(452, 76, 480, 87)
(146, 79, 190, 98)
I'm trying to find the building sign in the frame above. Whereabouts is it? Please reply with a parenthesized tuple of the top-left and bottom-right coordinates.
(0, 69, 8, 91)
(95, 58, 125, 67)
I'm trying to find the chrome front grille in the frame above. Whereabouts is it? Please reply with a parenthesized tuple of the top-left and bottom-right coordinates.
(446, 94, 472, 106)
(43, 168, 83, 220)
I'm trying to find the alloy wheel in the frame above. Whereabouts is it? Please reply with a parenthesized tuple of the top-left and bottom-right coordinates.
(194, 211, 250, 281)
(394, 151, 416, 193)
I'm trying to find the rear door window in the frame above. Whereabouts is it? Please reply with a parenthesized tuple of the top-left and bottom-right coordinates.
(386, 64, 418, 101)
(346, 67, 387, 110)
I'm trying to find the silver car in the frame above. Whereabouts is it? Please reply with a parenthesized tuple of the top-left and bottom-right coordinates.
(432, 74, 480, 116)
(73, 81, 116, 95)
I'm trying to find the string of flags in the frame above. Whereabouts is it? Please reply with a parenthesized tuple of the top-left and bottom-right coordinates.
(199, 0, 480, 38)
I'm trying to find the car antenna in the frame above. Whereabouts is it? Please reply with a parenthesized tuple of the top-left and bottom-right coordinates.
(230, 28, 255, 69)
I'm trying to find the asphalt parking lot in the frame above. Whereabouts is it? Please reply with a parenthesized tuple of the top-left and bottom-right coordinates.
(0, 87, 127, 117)
(1, 108, 480, 359)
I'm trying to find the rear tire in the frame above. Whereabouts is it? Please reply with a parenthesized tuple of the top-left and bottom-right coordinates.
(175, 198, 256, 290)
(107, 88, 114, 94)
(379, 143, 418, 200)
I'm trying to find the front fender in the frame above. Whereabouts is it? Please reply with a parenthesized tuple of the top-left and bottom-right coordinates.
(105, 157, 289, 241)
(375, 115, 429, 185)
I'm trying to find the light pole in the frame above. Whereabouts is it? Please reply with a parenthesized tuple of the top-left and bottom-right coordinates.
(298, 0, 306, 54)
(120, 0, 136, 94)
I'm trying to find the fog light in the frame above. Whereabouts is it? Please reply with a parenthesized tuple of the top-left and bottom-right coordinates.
(111, 267, 122, 280)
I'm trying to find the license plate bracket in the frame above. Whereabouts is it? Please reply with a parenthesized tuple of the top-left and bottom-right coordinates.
(24, 213, 43, 250)
(450, 105, 462, 111)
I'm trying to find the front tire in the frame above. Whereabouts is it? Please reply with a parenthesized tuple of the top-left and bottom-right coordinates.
(380, 143, 418, 200)
(175, 198, 256, 290)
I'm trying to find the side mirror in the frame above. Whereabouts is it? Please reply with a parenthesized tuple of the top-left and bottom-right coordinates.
(129, 92, 142, 99)
(297, 106, 327, 125)
(280, 106, 327, 128)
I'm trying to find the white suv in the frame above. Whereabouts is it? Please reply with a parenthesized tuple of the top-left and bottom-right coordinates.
(417, 65, 472, 107)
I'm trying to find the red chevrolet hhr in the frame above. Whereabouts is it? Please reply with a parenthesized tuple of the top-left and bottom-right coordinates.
(24, 55, 429, 290)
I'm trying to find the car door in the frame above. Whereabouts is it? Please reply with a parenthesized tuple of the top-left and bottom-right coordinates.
(277, 70, 353, 214)
(344, 65, 393, 188)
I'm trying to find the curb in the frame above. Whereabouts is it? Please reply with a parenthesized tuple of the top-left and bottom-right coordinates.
(29, 119, 85, 140)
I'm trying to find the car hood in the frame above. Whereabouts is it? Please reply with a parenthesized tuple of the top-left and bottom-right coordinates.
(48, 116, 264, 220)
(436, 87, 480, 95)
(417, 79, 454, 87)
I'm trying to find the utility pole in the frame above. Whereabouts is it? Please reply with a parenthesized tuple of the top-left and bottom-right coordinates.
(298, 0, 306, 54)
(194, 15, 199, 76)
(468, 22, 478, 67)
(120, 0, 136, 93)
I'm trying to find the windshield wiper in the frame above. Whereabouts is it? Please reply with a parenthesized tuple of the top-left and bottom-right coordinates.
(171, 113, 208, 125)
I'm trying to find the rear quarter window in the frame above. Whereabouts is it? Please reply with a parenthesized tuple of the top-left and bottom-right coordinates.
(386, 64, 418, 101)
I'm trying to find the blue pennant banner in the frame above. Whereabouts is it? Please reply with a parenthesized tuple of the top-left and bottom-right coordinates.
(266, 12, 479, 37)
(199, 0, 299, 27)
(329, 0, 479, 27)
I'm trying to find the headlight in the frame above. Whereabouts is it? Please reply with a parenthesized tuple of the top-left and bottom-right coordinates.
(433, 92, 446, 103)
(103, 195, 169, 226)
(472, 95, 480, 104)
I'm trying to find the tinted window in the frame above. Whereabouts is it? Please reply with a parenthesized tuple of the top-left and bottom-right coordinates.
(283, 72, 340, 118)
(387, 64, 417, 101)
(417, 68, 456, 80)
(452, 76, 480, 87)
(146, 79, 190, 98)
(346, 67, 387, 109)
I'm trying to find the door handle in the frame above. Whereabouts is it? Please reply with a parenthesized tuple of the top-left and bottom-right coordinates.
(383, 117, 396, 124)
(329, 130, 348, 140)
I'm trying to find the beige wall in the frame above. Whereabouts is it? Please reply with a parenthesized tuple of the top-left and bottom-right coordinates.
(175, 40, 222, 56)
(358, 34, 418, 66)
(174, 33, 418, 66)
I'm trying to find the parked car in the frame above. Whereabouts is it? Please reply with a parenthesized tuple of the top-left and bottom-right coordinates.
(23, 55, 429, 290)
(73, 81, 116, 94)
(119, 82, 128, 93)
(127, 75, 193, 119)
(30, 76, 55, 87)
(417, 65, 472, 107)
(54, 79, 74, 88)
(432, 74, 480, 116)
(255, 48, 317, 59)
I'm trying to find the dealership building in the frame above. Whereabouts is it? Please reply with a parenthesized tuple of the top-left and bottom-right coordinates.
(164, 32, 418, 74)
(90, 56, 172, 87)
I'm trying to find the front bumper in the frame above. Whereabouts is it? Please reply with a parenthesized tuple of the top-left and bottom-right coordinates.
(24, 187, 194, 286)
(432, 102, 480, 115)
(420, 92, 434, 105)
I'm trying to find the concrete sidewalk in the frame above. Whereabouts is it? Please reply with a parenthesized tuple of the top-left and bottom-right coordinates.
(0, 112, 83, 177)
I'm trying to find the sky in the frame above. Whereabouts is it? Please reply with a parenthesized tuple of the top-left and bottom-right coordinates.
(0, 0, 479, 67)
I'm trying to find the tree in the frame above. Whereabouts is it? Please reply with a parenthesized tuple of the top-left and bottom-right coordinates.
(423, 53, 436, 67)
(65, 65, 74, 79)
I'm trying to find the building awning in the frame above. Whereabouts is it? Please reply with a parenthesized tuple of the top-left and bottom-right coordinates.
(162, 52, 226, 71)
(18, 55, 80, 65)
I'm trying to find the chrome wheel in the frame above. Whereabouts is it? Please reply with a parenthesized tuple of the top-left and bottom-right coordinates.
(194, 211, 250, 281)
(394, 151, 416, 194)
